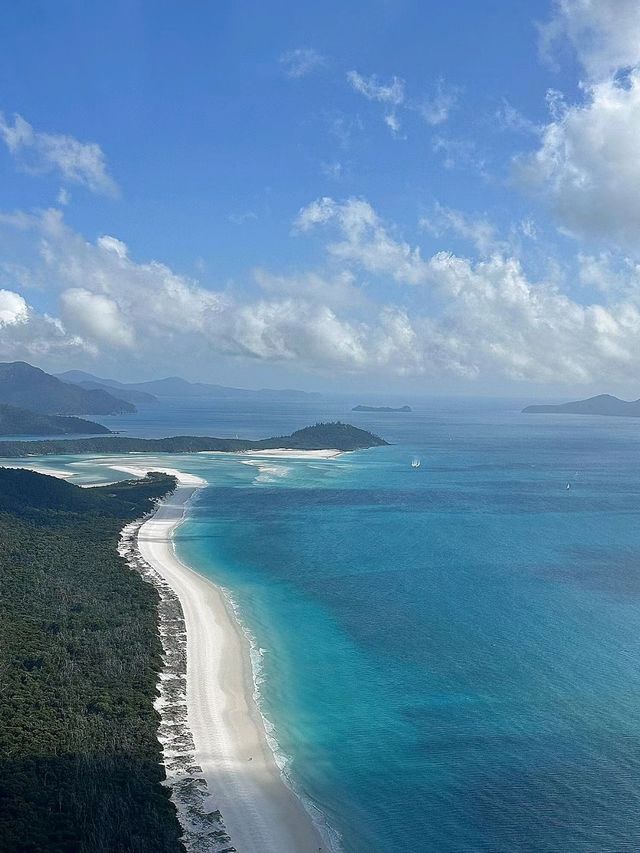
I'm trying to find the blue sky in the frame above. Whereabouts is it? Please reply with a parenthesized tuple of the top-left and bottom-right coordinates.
(1, 1, 640, 395)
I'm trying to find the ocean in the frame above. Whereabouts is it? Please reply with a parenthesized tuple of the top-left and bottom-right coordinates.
(10, 396, 640, 851)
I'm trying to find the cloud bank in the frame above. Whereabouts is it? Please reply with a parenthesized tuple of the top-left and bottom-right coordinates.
(2, 198, 640, 387)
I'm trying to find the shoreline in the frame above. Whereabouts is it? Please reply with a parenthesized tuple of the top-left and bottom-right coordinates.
(128, 469, 329, 853)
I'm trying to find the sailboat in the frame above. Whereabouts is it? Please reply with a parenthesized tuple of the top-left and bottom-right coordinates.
(411, 457, 421, 469)
(566, 482, 571, 490)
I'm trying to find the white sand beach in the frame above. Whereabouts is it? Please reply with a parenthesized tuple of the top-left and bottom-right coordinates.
(242, 448, 341, 458)
(135, 469, 327, 853)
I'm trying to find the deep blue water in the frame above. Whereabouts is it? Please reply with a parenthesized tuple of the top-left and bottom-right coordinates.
(12, 397, 640, 851)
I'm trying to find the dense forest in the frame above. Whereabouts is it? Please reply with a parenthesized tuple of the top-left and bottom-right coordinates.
(0, 421, 388, 458)
(0, 403, 112, 436)
(0, 468, 185, 852)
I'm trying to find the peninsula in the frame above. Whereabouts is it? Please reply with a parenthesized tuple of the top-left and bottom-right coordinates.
(0, 468, 184, 851)
(352, 404, 412, 412)
(523, 394, 640, 418)
(0, 403, 112, 436)
(0, 421, 387, 458)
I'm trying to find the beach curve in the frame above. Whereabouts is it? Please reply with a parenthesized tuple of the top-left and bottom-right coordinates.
(133, 467, 328, 853)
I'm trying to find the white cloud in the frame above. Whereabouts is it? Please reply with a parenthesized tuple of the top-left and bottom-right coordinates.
(60, 289, 135, 348)
(432, 136, 486, 172)
(0, 112, 118, 196)
(57, 187, 70, 206)
(279, 48, 326, 79)
(293, 196, 640, 383)
(540, 0, 640, 80)
(347, 71, 405, 106)
(419, 79, 459, 126)
(295, 197, 430, 284)
(347, 70, 405, 135)
(516, 70, 640, 248)
(346, 71, 459, 137)
(0, 289, 28, 326)
(495, 99, 540, 135)
(420, 205, 499, 255)
(4, 200, 640, 386)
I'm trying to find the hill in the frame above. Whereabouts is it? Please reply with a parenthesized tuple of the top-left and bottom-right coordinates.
(0, 422, 388, 458)
(56, 369, 319, 400)
(56, 371, 158, 404)
(0, 362, 135, 415)
(0, 403, 112, 436)
(0, 468, 183, 850)
(523, 394, 640, 417)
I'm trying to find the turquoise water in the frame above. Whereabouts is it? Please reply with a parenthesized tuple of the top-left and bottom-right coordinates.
(9, 398, 640, 851)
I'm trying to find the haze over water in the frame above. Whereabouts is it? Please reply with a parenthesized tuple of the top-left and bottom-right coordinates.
(14, 397, 640, 851)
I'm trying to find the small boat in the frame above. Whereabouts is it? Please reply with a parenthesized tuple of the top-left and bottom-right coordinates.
(566, 482, 571, 490)
(411, 457, 421, 469)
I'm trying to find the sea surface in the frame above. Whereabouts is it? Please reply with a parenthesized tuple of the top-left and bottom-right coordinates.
(8, 396, 640, 851)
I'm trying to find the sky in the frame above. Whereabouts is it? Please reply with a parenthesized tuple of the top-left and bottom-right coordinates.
(2, 0, 640, 396)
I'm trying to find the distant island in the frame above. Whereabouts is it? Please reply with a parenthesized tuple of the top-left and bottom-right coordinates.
(56, 369, 320, 401)
(523, 394, 640, 418)
(0, 403, 112, 436)
(0, 362, 135, 415)
(352, 405, 412, 412)
(0, 422, 388, 458)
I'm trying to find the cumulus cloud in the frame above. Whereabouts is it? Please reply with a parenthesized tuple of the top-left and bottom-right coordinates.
(295, 197, 430, 284)
(294, 196, 640, 383)
(540, 0, 640, 80)
(279, 48, 326, 78)
(0, 112, 118, 196)
(60, 289, 135, 348)
(0, 289, 29, 326)
(516, 70, 640, 247)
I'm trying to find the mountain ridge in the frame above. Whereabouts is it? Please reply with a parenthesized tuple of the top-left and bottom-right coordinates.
(0, 363, 135, 415)
(56, 369, 320, 400)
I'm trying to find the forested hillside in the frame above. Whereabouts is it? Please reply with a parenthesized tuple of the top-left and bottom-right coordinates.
(0, 468, 184, 852)
(0, 403, 112, 436)
(0, 421, 388, 457)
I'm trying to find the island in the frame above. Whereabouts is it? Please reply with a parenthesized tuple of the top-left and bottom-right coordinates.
(522, 394, 640, 418)
(0, 421, 387, 458)
(352, 404, 412, 412)
(0, 403, 112, 436)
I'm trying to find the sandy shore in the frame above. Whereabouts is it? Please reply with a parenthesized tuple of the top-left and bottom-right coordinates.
(239, 448, 341, 458)
(134, 469, 328, 853)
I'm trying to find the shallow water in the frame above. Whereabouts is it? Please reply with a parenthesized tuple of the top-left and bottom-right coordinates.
(9, 396, 640, 851)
